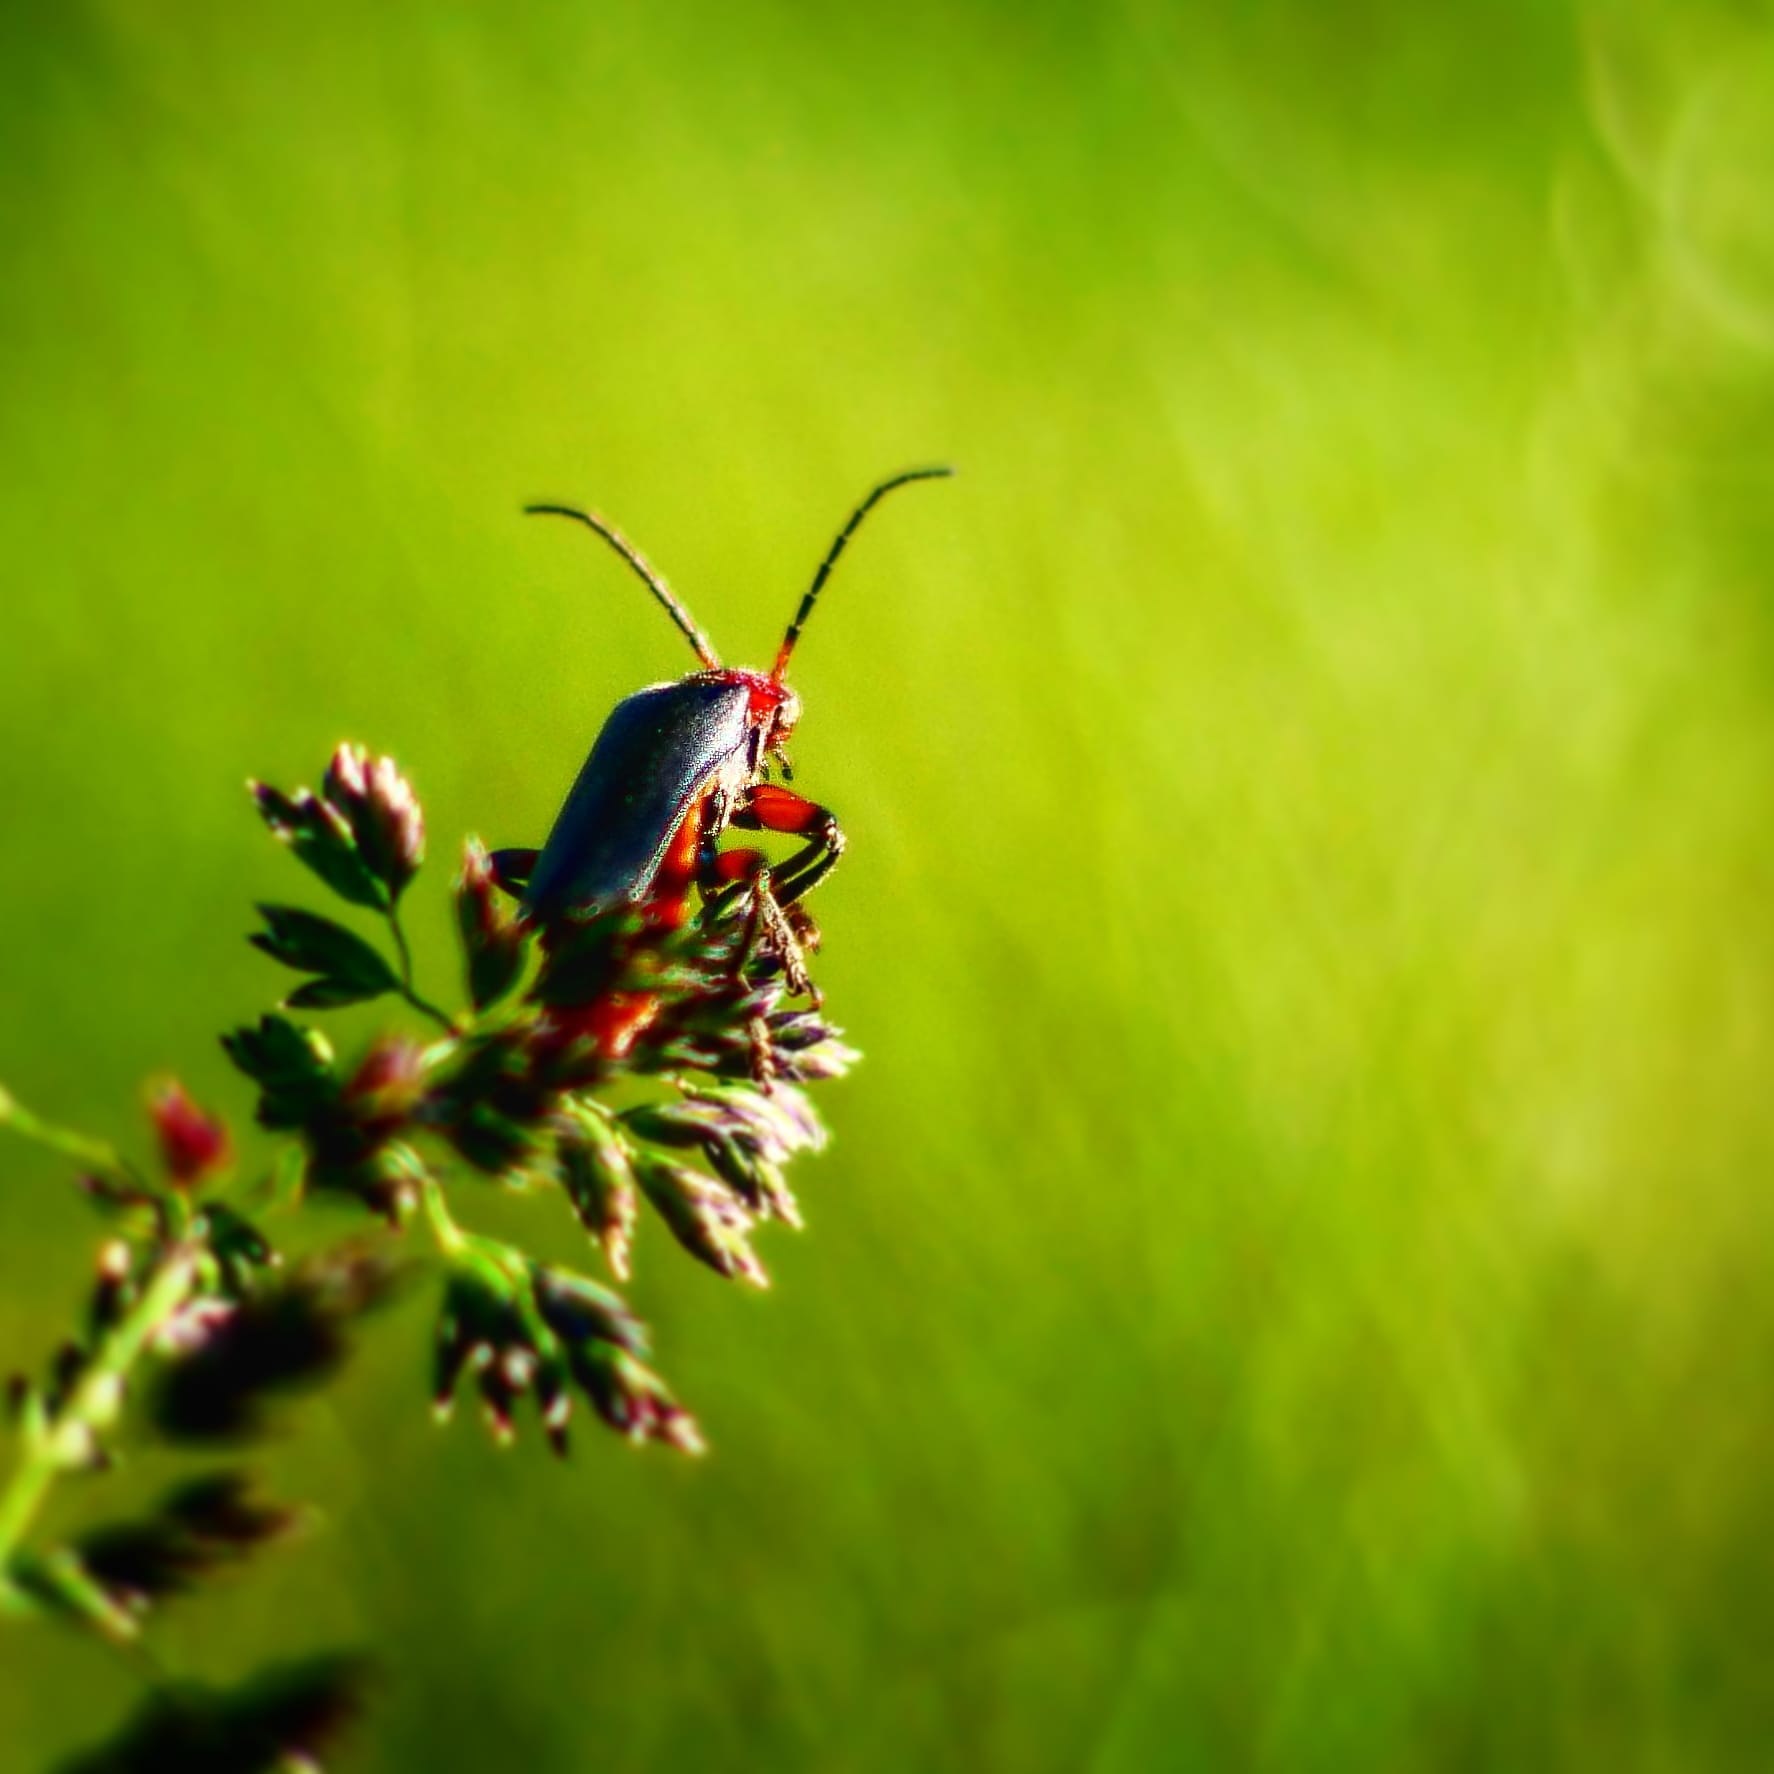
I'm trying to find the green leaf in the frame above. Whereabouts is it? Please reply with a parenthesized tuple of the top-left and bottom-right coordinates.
(284, 976, 388, 1010)
(292, 834, 390, 912)
(249, 905, 398, 1004)
(220, 1015, 339, 1131)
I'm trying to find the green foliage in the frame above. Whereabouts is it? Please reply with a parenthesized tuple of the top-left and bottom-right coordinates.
(221, 1018, 341, 1133)
(7, 1, 1774, 1769)
(0, 747, 850, 1769)
(250, 906, 402, 1009)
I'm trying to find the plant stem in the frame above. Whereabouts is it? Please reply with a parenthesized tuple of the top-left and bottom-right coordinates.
(418, 1174, 467, 1256)
(385, 907, 455, 1034)
(0, 1247, 199, 1610)
(0, 1089, 139, 1186)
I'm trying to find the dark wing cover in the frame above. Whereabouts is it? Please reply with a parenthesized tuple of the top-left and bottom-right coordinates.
(524, 678, 751, 918)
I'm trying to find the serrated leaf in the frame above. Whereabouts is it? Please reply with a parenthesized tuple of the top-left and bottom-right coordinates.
(250, 906, 398, 1001)
(284, 976, 389, 1010)
(220, 1016, 339, 1132)
(220, 1015, 334, 1087)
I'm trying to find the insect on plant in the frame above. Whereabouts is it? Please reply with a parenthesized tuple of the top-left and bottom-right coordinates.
(0, 478, 928, 1774)
(494, 466, 954, 1005)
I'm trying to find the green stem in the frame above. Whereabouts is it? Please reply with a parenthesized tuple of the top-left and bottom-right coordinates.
(385, 906, 455, 1034)
(0, 1247, 199, 1610)
(418, 1174, 467, 1256)
(0, 1089, 140, 1186)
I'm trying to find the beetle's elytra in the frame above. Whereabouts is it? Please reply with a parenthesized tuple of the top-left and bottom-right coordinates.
(493, 467, 953, 990)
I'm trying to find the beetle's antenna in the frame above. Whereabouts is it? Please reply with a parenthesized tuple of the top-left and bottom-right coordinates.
(525, 503, 721, 670)
(772, 465, 954, 681)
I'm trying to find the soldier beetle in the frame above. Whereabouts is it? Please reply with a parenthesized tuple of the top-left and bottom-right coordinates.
(493, 466, 952, 1010)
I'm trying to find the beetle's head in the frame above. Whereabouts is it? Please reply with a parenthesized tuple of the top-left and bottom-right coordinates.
(729, 671, 801, 779)
(763, 683, 801, 781)
(769, 685, 802, 745)
(737, 671, 800, 744)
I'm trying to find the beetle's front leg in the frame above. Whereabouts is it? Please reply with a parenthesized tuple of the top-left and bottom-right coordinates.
(730, 783, 846, 910)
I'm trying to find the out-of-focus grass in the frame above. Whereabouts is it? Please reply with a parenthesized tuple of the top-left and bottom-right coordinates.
(4, 2, 1774, 1768)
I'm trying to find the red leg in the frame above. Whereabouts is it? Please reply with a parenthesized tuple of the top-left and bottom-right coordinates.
(730, 784, 845, 908)
(705, 846, 771, 887)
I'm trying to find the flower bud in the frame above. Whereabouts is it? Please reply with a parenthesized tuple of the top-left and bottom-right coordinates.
(572, 1344, 704, 1454)
(60, 1655, 369, 1773)
(531, 1264, 648, 1358)
(251, 779, 389, 911)
(456, 837, 529, 1010)
(306, 1142, 424, 1225)
(151, 1247, 398, 1441)
(558, 1103, 639, 1279)
(146, 1078, 232, 1189)
(344, 1037, 428, 1132)
(324, 742, 425, 900)
(634, 1155, 768, 1287)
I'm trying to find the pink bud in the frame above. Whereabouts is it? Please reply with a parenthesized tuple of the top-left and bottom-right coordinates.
(147, 1078, 232, 1187)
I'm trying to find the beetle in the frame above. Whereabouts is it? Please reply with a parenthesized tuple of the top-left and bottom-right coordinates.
(493, 466, 953, 992)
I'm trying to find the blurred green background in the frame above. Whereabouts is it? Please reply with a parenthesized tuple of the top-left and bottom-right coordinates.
(5, 0, 1774, 1767)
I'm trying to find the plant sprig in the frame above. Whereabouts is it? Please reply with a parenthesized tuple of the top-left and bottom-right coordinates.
(0, 741, 856, 1772)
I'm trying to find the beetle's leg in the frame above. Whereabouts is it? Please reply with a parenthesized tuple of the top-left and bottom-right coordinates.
(755, 881, 815, 1005)
(730, 784, 846, 910)
(724, 876, 778, 1090)
(694, 790, 760, 928)
(488, 848, 540, 898)
(694, 785, 733, 894)
(700, 847, 817, 1004)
